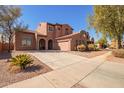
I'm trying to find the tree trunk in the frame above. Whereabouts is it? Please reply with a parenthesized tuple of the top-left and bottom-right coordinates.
(85, 40, 89, 51)
(116, 35, 122, 49)
(8, 37, 11, 53)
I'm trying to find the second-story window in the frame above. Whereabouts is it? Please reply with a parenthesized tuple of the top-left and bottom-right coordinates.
(48, 27, 54, 31)
(65, 28, 69, 35)
(66, 28, 68, 31)
(65, 31, 69, 35)
(58, 28, 61, 30)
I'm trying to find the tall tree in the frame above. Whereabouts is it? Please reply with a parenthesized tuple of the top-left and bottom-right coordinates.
(88, 5, 124, 49)
(0, 6, 28, 52)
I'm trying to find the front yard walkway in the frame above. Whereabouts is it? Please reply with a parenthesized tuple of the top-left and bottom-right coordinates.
(4, 51, 124, 88)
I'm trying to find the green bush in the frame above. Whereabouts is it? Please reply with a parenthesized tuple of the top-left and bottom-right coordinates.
(95, 48, 100, 51)
(112, 49, 124, 58)
(94, 44, 100, 51)
(77, 44, 86, 52)
(11, 54, 33, 70)
(88, 44, 94, 51)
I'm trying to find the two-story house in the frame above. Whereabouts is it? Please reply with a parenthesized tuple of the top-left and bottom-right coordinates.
(13, 22, 93, 51)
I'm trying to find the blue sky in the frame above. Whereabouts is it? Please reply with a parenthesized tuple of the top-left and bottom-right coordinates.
(19, 5, 101, 41)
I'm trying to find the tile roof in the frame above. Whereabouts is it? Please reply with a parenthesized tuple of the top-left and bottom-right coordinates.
(55, 32, 79, 39)
(19, 30, 47, 36)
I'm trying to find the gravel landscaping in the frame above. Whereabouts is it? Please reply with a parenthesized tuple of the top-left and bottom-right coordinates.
(68, 50, 109, 58)
(0, 52, 52, 87)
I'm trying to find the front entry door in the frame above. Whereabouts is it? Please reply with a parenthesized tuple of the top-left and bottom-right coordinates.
(39, 39, 45, 50)
(48, 40, 53, 50)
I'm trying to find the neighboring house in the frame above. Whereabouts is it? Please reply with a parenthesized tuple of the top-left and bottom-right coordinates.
(13, 22, 93, 51)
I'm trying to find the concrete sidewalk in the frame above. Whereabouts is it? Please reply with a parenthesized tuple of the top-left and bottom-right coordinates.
(5, 61, 98, 88)
(76, 61, 124, 88)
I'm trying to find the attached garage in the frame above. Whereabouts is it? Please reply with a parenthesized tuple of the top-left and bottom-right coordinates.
(57, 40, 71, 51)
(55, 33, 80, 51)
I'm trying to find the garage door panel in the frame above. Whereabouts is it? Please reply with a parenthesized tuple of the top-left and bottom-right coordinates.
(58, 41, 70, 51)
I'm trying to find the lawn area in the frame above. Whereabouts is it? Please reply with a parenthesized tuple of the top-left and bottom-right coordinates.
(68, 50, 109, 58)
(0, 52, 52, 87)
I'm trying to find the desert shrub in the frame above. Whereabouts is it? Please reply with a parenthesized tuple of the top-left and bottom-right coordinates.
(88, 44, 95, 51)
(94, 44, 100, 51)
(77, 44, 86, 52)
(112, 49, 124, 58)
(11, 54, 33, 70)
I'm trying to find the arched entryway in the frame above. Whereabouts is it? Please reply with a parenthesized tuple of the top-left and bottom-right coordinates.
(39, 39, 46, 50)
(48, 39, 53, 50)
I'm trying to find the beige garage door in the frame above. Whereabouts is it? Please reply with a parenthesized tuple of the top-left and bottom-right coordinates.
(58, 41, 71, 51)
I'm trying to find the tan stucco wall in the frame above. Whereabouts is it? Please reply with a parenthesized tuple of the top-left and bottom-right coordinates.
(61, 25, 72, 36)
(37, 22, 73, 38)
(56, 33, 89, 51)
(71, 33, 88, 50)
(37, 23, 48, 35)
(14, 31, 36, 50)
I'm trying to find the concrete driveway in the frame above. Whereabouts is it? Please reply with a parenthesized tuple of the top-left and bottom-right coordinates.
(5, 51, 124, 88)
(29, 51, 89, 70)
